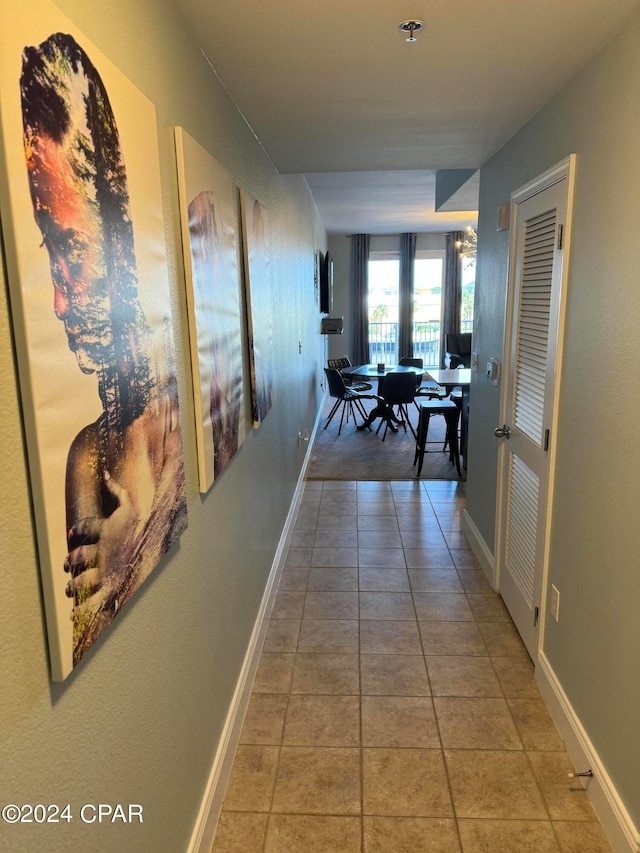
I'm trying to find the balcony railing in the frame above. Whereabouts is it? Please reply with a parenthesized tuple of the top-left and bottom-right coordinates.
(368, 318, 473, 367)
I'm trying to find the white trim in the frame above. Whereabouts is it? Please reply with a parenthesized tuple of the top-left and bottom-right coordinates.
(461, 509, 496, 590)
(537, 653, 640, 853)
(187, 408, 322, 853)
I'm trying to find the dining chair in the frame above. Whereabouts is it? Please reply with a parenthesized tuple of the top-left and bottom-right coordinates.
(399, 356, 445, 410)
(323, 367, 376, 435)
(376, 371, 417, 441)
(327, 356, 373, 391)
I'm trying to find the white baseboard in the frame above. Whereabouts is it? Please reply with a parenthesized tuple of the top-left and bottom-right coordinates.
(537, 652, 640, 853)
(187, 416, 320, 853)
(461, 508, 496, 590)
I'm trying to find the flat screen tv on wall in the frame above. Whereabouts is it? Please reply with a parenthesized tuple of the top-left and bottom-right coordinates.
(320, 250, 333, 314)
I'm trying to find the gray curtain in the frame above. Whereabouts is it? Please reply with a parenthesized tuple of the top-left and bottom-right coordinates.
(441, 231, 463, 367)
(352, 234, 370, 365)
(398, 233, 416, 360)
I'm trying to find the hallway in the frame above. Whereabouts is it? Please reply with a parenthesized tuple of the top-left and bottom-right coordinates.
(212, 480, 611, 852)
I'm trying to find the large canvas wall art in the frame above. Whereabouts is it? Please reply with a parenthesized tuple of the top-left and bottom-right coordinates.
(240, 189, 273, 427)
(175, 128, 246, 493)
(0, 1, 188, 680)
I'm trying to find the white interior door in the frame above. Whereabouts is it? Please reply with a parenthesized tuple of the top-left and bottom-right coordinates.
(496, 157, 575, 660)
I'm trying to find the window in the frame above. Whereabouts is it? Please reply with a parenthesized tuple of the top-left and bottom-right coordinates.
(461, 255, 475, 333)
(413, 251, 444, 367)
(367, 247, 446, 366)
(368, 253, 399, 364)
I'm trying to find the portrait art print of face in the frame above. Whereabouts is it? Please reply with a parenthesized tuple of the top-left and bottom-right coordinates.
(175, 127, 246, 494)
(240, 189, 273, 428)
(0, 1, 188, 680)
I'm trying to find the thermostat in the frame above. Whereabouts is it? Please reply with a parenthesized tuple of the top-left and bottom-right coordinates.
(486, 358, 500, 386)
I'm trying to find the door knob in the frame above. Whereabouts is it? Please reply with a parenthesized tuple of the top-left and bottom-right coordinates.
(494, 424, 511, 439)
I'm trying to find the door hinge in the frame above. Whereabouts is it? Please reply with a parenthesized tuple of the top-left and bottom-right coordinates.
(557, 224, 564, 250)
(534, 606, 540, 628)
(544, 428, 550, 451)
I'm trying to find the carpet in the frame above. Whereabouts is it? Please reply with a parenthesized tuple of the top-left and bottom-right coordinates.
(307, 394, 462, 481)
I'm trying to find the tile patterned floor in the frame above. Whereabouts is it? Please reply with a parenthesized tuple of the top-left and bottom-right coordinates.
(212, 480, 612, 852)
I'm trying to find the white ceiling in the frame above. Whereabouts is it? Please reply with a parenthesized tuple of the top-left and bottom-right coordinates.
(173, 0, 640, 233)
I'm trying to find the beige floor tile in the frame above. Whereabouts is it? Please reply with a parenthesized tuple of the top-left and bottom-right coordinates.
(507, 697, 566, 751)
(363, 816, 460, 852)
(358, 529, 403, 549)
(457, 818, 560, 852)
(290, 529, 316, 548)
(212, 811, 269, 852)
(359, 592, 416, 620)
(263, 619, 301, 653)
(363, 748, 453, 817)
(298, 619, 359, 653)
(278, 567, 310, 590)
(413, 592, 474, 621)
(311, 546, 358, 567)
(491, 656, 539, 698)
(357, 515, 399, 530)
(426, 655, 502, 697)
(360, 654, 431, 696)
(434, 697, 522, 750)
(307, 567, 358, 591)
(359, 547, 407, 568)
(360, 619, 423, 654)
(240, 694, 289, 745)
(357, 499, 398, 515)
(284, 548, 313, 568)
(319, 497, 357, 514)
(553, 820, 613, 852)
(456, 569, 494, 594)
(272, 747, 361, 815)
(359, 567, 410, 592)
(478, 622, 529, 658)
(445, 749, 548, 820)
(265, 814, 361, 852)
(527, 751, 597, 821)
(449, 549, 481, 569)
(409, 569, 464, 593)
(294, 514, 319, 531)
(404, 548, 455, 569)
(313, 528, 358, 548)
(397, 515, 441, 531)
(322, 481, 357, 491)
(399, 529, 448, 548)
(303, 591, 359, 619)
(283, 695, 360, 746)
(253, 653, 295, 693)
(442, 531, 471, 548)
(272, 590, 306, 619)
(316, 514, 359, 531)
(466, 593, 511, 622)
(362, 696, 440, 747)
(223, 745, 280, 812)
(419, 622, 487, 656)
(291, 653, 360, 695)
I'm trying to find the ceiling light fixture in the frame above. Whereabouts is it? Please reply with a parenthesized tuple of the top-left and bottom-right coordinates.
(399, 19, 424, 42)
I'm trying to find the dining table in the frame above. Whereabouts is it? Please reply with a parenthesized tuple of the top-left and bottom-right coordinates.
(340, 363, 422, 433)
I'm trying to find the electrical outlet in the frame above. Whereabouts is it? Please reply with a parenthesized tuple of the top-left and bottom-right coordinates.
(550, 584, 560, 622)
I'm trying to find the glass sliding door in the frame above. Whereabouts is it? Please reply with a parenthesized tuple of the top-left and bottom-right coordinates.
(368, 253, 399, 364)
(413, 251, 444, 368)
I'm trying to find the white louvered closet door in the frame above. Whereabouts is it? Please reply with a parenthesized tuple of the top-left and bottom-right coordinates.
(497, 168, 572, 660)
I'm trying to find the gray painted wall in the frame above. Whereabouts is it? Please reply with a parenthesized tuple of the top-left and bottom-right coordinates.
(0, 2, 325, 851)
(466, 8, 640, 827)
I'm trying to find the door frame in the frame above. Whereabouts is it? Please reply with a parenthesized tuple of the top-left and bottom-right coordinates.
(494, 154, 576, 659)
